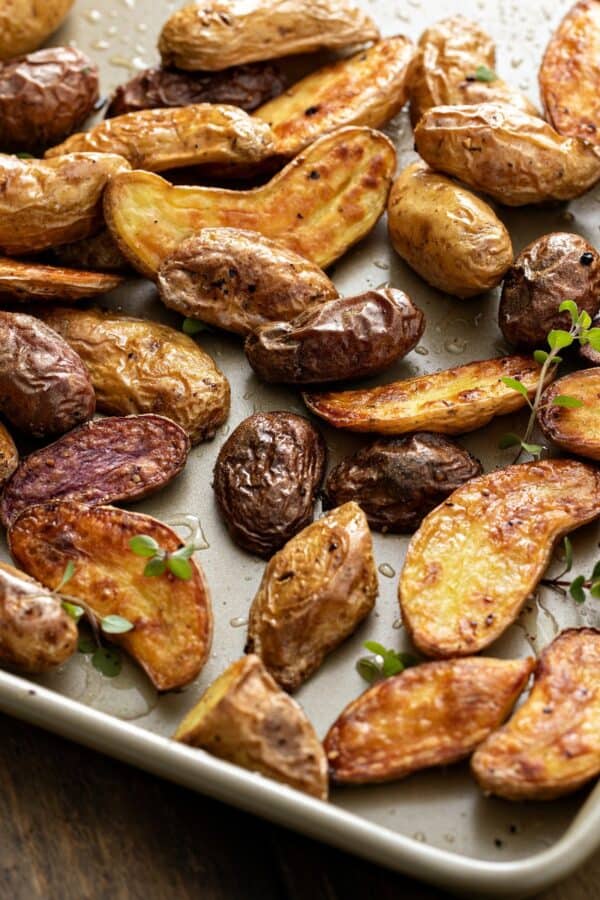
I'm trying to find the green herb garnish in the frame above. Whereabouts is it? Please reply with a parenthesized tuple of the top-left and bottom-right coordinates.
(471, 65, 498, 82)
(356, 641, 418, 684)
(129, 516, 205, 580)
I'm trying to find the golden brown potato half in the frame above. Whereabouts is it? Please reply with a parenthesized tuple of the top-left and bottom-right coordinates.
(45, 104, 275, 173)
(0, 152, 130, 256)
(104, 126, 396, 278)
(0, 0, 74, 60)
(303, 355, 547, 435)
(37, 307, 230, 445)
(0, 257, 122, 303)
(472, 629, 600, 800)
(254, 36, 415, 159)
(387, 161, 513, 298)
(174, 655, 328, 799)
(9, 501, 213, 691)
(0, 561, 77, 673)
(158, 0, 379, 71)
(540, 0, 600, 145)
(408, 15, 538, 125)
(0, 423, 18, 487)
(246, 502, 377, 692)
(414, 103, 600, 206)
(538, 368, 600, 460)
(400, 460, 600, 659)
(325, 656, 534, 784)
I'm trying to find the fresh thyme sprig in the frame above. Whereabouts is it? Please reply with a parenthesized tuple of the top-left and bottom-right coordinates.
(129, 515, 207, 580)
(467, 64, 498, 83)
(356, 641, 418, 684)
(541, 536, 600, 604)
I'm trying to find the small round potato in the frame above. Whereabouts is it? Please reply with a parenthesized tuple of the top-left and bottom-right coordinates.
(0, 0, 74, 60)
(538, 369, 600, 461)
(499, 233, 600, 347)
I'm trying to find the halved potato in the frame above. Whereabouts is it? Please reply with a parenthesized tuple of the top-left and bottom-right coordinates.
(472, 628, 600, 799)
(0, 257, 122, 303)
(51, 229, 130, 274)
(538, 368, 600, 460)
(325, 656, 534, 783)
(0, 423, 18, 486)
(303, 355, 547, 435)
(9, 501, 213, 691)
(399, 460, 600, 658)
(254, 36, 415, 158)
(104, 126, 396, 277)
(540, 0, 600, 145)
(174, 654, 328, 799)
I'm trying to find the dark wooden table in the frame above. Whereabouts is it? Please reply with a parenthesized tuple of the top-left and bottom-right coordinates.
(0, 714, 596, 900)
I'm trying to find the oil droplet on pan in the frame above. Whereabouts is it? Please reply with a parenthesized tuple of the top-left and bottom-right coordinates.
(378, 563, 396, 578)
(230, 616, 248, 628)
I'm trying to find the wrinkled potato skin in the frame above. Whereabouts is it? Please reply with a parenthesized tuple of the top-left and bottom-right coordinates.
(538, 369, 600, 461)
(540, 1, 600, 145)
(51, 229, 130, 274)
(325, 657, 534, 784)
(174, 655, 328, 800)
(254, 36, 415, 158)
(400, 460, 600, 659)
(414, 103, 600, 206)
(0, 152, 130, 255)
(9, 501, 213, 691)
(388, 162, 513, 298)
(245, 289, 424, 384)
(0, 414, 190, 528)
(38, 307, 230, 445)
(0, 48, 99, 152)
(472, 629, 600, 800)
(0, 311, 95, 438)
(0, 0, 74, 60)
(104, 127, 396, 277)
(0, 562, 77, 673)
(159, 0, 379, 71)
(323, 433, 482, 533)
(246, 502, 377, 692)
(303, 355, 547, 435)
(46, 104, 275, 173)
(158, 228, 338, 336)
(0, 257, 122, 303)
(0, 424, 18, 487)
(213, 412, 326, 557)
(499, 233, 600, 347)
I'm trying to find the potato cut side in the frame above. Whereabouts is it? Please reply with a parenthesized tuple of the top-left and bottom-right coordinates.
(400, 460, 600, 658)
(0, 257, 122, 303)
(174, 655, 328, 799)
(325, 656, 534, 783)
(538, 366, 600, 461)
(0, 422, 17, 486)
(303, 355, 546, 435)
(9, 501, 213, 691)
(104, 126, 396, 277)
(472, 629, 600, 799)
(254, 36, 415, 158)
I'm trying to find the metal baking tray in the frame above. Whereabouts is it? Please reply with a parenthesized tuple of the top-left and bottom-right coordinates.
(0, 0, 598, 895)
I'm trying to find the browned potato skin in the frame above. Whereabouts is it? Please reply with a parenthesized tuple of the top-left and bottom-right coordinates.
(0, 562, 77, 673)
(414, 103, 600, 206)
(0, 311, 95, 438)
(499, 233, 600, 347)
(303, 356, 547, 436)
(400, 461, 600, 658)
(0, 257, 122, 303)
(0, 152, 130, 256)
(254, 36, 415, 159)
(0, 423, 18, 487)
(323, 433, 482, 533)
(37, 307, 230, 445)
(538, 369, 600, 461)
(246, 502, 377, 692)
(0, 0, 74, 60)
(9, 501, 213, 691)
(158, 228, 338, 337)
(472, 629, 600, 800)
(51, 230, 130, 274)
(104, 127, 396, 278)
(46, 104, 275, 173)
(159, 0, 379, 71)
(174, 655, 328, 800)
(540, 1, 600, 145)
(213, 412, 326, 557)
(387, 162, 513, 298)
(245, 288, 424, 384)
(0, 47, 99, 153)
(325, 657, 534, 784)
(581, 312, 600, 366)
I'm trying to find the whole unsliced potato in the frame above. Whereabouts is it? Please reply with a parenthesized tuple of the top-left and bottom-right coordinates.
(0, 0, 74, 60)
(0, 424, 18, 486)
(499, 233, 600, 346)
(538, 369, 600, 461)
(414, 103, 600, 206)
(51, 230, 130, 274)
(0, 256, 122, 303)
(388, 161, 513, 297)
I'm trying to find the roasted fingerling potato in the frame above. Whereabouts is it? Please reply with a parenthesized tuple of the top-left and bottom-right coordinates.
(0, 257, 122, 304)
(472, 629, 600, 800)
(0, 424, 18, 487)
(246, 502, 377, 692)
(9, 501, 213, 692)
(104, 126, 396, 277)
(50, 230, 131, 274)
(0, 0, 74, 60)
(174, 655, 328, 800)
(325, 656, 534, 784)
(399, 460, 600, 659)
(387, 162, 513, 298)
(538, 369, 600, 461)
